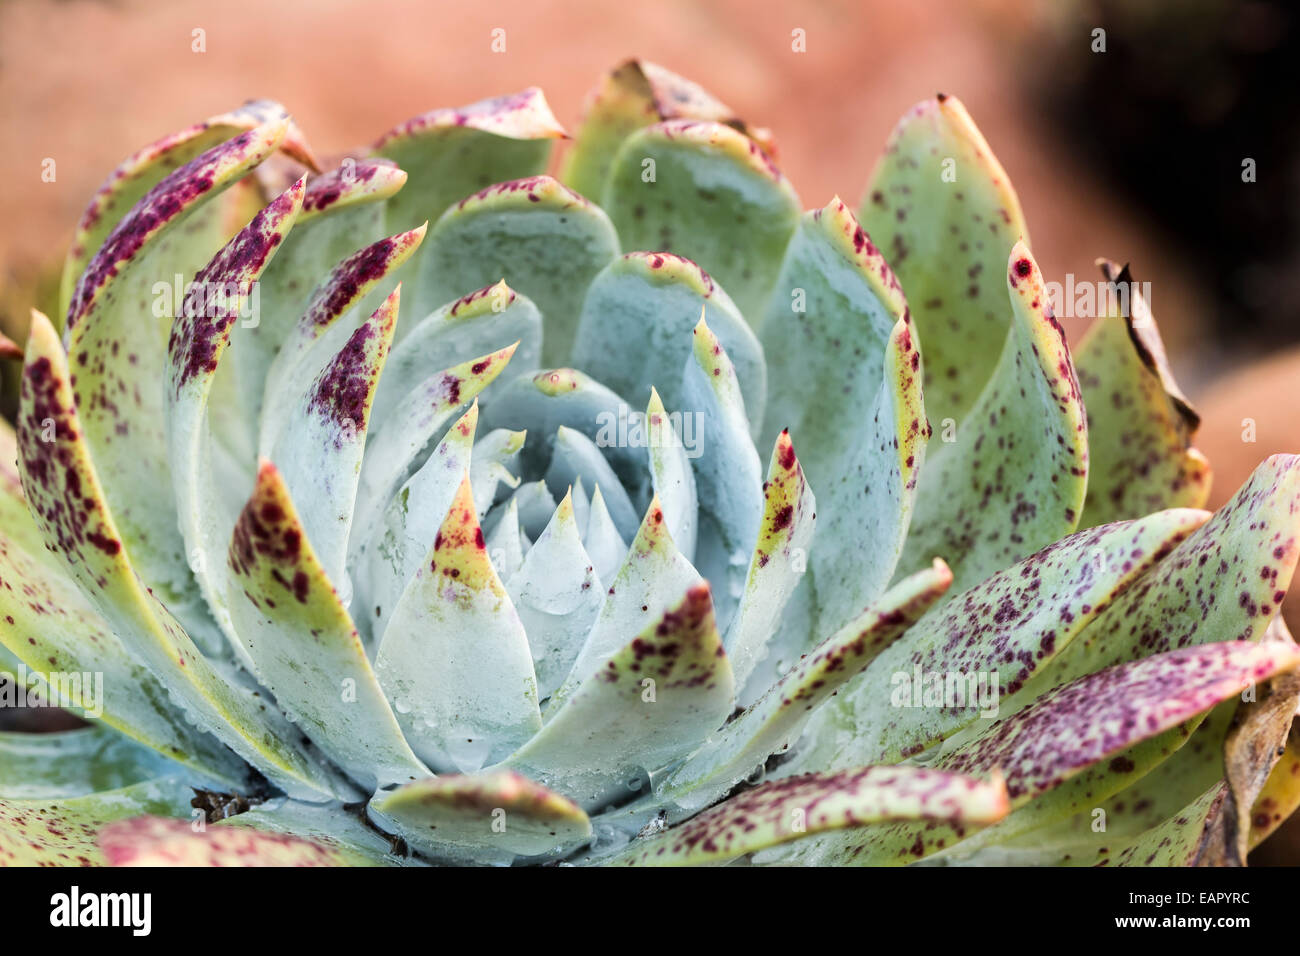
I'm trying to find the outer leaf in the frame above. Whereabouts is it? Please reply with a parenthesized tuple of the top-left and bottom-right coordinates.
(604, 120, 801, 319)
(776, 640, 1300, 865)
(507, 582, 734, 810)
(0, 726, 186, 800)
(18, 312, 346, 799)
(613, 766, 1008, 867)
(896, 244, 1088, 595)
(801, 509, 1208, 770)
(860, 94, 1029, 426)
(100, 814, 384, 867)
(1097, 783, 1229, 867)
(561, 59, 774, 202)
(1076, 260, 1211, 527)
(0, 777, 194, 867)
(226, 461, 429, 789)
(370, 770, 592, 863)
(658, 560, 952, 818)
(570, 252, 766, 427)
(375, 476, 542, 773)
(417, 177, 619, 364)
(66, 121, 289, 646)
(1044, 454, 1300, 685)
(59, 99, 316, 322)
(0, 533, 248, 786)
(0, 412, 56, 567)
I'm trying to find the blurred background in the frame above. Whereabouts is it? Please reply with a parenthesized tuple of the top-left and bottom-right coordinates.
(1, 0, 1298, 860)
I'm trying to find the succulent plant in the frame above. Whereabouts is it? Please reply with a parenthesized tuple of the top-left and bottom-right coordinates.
(2, 60, 1299, 868)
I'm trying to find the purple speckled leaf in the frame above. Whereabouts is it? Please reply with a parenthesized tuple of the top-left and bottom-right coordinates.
(101, 813, 386, 867)
(58, 99, 317, 322)
(610, 766, 1008, 867)
(369, 770, 591, 864)
(771, 640, 1300, 865)
(896, 243, 1088, 596)
(859, 94, 1029, 428)
(17, 311, 348, 800)
(1076, 260, 1211, 528)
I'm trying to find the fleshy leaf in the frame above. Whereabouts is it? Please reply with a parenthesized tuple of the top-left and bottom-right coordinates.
(18, 311, 346, 799)
(1043, 454, 1300, 685)
(604, 120, 801, 319)
(65, 120, 290, 649)
(896, 243, 1088, 594)
(613, 766, 1008, 867)
(269, 287, 399, 586)
(1076, 260, 1211, 527)
(0, 533, 248, 787)
(778, 640, 1300, 865)
(416, 177, 619, 364)
(645, 387, 698, 561)
(226, 460, 429, 789)
(680, 317, 764, 633)
(370, 770, 592, 863)
(0, 777, 194, 867)
(763, 199, 928, 639)
(551, 497, 705, 707)
(859, 94, 1029, 427)
(100, 814, 382, 867)
(59, 99, 316, 322)
(507, 582, 734, 810)
(1098, 783, 1230, 867)
(374, 476, 542, 773)
(659, 560, 952, 817)
(371, 280, 540, 424)
(562, 59, 773, 202)
(570, 252, 766, 427)
(724, 429, 817, 692)
(544, 426, 640, 543)
(505, 491, 603, 701)
(801, 509, 1209, 770)
(0, 726, 188, 800)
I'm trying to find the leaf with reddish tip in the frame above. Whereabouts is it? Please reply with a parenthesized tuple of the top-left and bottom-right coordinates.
(507, 581, 734, 810)
(860, 94, 1029, 427)
(17, 312, 347, 800)
(570, 253, 766, 428)
(101, 813, 387, 867)
(761, 199, 928, 645)
(0, 534, 249, 788)
(799, 509, 1209, 772)
(1076, 261, 1211, 527)
(604, 120, 801, 319)
(416, 176, 619, 362)
(361, 404, 480, 644)
(0, 332, 21, 360)
(777, 640, 1300, 865)
(370, 770, 591, 863)
(0, 777, 195, 867)
(225, 460, 430, 790)
(506, 491, 603, 702)
(1044, 454, 1300, 685)
(897, 243, 1088, 595)
(375, 476, 541, 773)
(551, 496, 705, 710)
(723, 429, 816, 693)
(613, 766, 1007, 867)
(269, 288, 399, 587)
(165, 178, 305, 670)
(659, 560, 952, 818)
(371, 280, 540, 425)
(562, 59, 773, 203)
(351, 343, 517, 552)
(65, 122, 291, 650)
(59, 100, 316, 322)
(680, 317, 765, 635)
(0, 412, 58, 568)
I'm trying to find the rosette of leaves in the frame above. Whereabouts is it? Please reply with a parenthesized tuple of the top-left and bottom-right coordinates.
(1, 62, 1299, 868)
